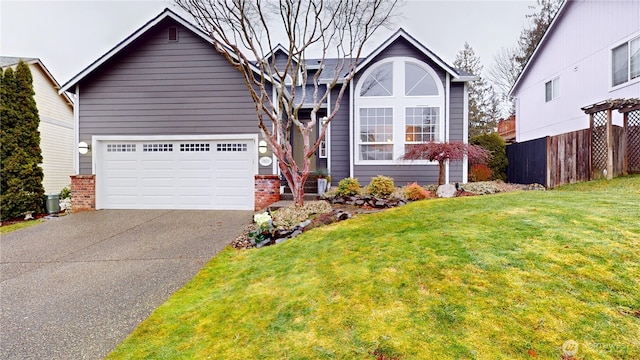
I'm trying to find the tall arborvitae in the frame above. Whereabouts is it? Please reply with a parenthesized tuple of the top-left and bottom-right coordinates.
(0, 61, 45, 220)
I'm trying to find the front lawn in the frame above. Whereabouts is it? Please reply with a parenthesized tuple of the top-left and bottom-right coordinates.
(108, 176, 640, 359)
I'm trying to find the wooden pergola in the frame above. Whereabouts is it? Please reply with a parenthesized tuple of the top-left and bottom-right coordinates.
(581, 98, 640, 179)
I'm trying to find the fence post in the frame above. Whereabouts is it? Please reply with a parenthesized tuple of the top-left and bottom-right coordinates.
(606, 109, 613, 180)
(589, 113, 594, 180)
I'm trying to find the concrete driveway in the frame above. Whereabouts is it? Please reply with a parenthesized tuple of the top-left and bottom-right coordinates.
(0, 209, 252, 360)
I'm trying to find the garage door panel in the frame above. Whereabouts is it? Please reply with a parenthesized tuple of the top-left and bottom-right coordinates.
(98, 138, 255, 210)
(178, 178, 213, 187)
(141, 160, 176, 170)
(105, 160, 138, 170)
(104, 177, 137, 186)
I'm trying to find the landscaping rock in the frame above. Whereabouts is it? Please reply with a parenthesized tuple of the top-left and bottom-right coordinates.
(256, 238, 271, 248)
(437, 184, 457, 198)
(374, 199, 386, 208)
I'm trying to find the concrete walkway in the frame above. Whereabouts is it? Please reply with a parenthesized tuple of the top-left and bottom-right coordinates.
(0, 210, 252, 360)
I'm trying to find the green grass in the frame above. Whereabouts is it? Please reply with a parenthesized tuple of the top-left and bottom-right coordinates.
(108, 176, 640, 360)
(0, 219, 42, 234)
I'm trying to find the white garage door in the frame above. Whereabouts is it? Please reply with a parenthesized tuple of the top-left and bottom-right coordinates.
(96, 138, 255, 210)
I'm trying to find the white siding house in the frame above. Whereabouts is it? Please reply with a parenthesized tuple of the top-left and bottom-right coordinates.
(510, 0, 640, 143)
(1, 57, 75, 194)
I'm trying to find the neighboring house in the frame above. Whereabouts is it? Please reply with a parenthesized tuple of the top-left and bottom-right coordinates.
(59, 8, 475, 211)
(1, 57, 75, 195)
(497, 115, 516, 144)
(508, 0, 640, 186)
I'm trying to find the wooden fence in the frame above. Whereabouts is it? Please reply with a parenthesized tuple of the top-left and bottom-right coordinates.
(508, 125, 628, 188)
(547, 129, 591, 188)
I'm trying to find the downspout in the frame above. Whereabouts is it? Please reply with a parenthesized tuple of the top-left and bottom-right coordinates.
(445, 73, 450, 184)
(463, 82, 470, 182)
(349, 79, 354, 178)
(74, 85, 80, 174)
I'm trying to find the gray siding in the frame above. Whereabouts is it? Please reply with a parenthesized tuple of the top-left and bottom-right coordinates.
(354, 165, 440, 186)
(448, 82, 465, 182)
(78, 18, 268, 174)
(328, 86, 350, 184)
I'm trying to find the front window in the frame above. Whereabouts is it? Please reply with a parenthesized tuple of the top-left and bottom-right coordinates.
(612, 36, 640, 87)
(359, 62, 393, 96)
(356, 58, 444, 163)
(359, 108, 393, 160)
(405, 107, 439, 151)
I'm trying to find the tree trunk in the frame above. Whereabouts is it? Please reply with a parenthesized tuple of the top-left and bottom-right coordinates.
(438, 162, 446, 185)
(279, 162, 307, 207)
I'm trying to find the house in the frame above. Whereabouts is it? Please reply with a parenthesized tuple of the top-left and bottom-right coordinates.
(59, 8, 475, 211)
(508, 0, 640, 187)
(497, 115, 516, 144)
(1, 57, 75, 195)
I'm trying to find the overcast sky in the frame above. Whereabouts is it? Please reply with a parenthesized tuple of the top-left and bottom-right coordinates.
(0, 0, 535, 86)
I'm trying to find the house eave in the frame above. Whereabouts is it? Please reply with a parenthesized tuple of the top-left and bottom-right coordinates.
(509, 0, 570, 97)
(355, 28, 464, 80)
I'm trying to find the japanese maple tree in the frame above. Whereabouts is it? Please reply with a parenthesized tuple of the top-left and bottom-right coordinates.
(401, 142, 490, 186)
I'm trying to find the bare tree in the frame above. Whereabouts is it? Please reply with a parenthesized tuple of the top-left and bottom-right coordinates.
(488, 46, 519, 116)
(174, 0, 399, 206)
(488, 0, 562, 118)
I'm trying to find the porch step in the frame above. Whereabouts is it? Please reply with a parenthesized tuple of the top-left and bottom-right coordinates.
(279, 193, 320, 201)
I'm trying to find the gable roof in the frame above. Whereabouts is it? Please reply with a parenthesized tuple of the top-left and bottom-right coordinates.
(356, 28, 478, 82)
(1, 56, 74, 106)
(59, 8, 262, 94)
(509, 1, 569, 96)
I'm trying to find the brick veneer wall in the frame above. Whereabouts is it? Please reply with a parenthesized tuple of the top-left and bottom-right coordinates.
(255, 175, 280, 211)
(70, 175, 96, 212)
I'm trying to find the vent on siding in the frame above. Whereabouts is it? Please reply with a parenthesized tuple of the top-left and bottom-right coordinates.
(143, 143, 173, 152)
(180, 143, 210, 152)
(217, 143, 248, 152)
(168, 26, 178, 42)
(106, 144, 136, 152)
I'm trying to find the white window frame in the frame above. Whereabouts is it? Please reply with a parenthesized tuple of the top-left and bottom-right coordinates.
(355, 57, 445, 165)
(610, 34, 640, 90)
(545, 77, 560, 102)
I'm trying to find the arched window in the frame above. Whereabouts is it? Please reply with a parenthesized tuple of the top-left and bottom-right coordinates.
(356, 57, 444, 163)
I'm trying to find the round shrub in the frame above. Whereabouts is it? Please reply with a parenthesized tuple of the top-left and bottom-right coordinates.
(469, 164, 493, 182)
(470, 133, 508, 181)
(404, 182, 430, 201)
(335, 177, 361, 197)
(367, 175, 395, 198)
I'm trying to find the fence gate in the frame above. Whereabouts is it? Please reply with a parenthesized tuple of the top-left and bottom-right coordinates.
(591, 110, 608, 179)
(625, 109, 640, 173)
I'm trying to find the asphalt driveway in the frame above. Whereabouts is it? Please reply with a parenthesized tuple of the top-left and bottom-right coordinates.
(0, 209, 252, 360)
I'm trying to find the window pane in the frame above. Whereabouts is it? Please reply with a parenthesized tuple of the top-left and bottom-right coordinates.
(552, 78, 560, 99)
(359, 108, 393, 143)
(612, 43, 629, 86)
(405, 107, 439, 143)
(360, 63, 393, 96)
(405, 63, 438, 96)
(360, 144, 393, 161)
(545, 81, 552, 102)
(630, 37, 640, 80)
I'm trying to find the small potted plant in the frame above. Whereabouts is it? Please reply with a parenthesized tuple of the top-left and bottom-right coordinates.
(315, 168, 330, 195)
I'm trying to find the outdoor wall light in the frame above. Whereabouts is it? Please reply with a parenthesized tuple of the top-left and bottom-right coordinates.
(78, 141, 90, 155)
(258, 140, 268, 154)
